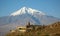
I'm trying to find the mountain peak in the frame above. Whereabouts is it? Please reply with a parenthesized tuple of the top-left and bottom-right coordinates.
(10, 7, 45, 16)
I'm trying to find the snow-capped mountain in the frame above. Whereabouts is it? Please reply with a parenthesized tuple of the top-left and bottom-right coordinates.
(10, 7, 45, 16)
(0, 7, 60, 36)
(0, 7, 60, 26)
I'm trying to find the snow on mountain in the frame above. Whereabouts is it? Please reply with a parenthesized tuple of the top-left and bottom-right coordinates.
(10, 7, 45, 16)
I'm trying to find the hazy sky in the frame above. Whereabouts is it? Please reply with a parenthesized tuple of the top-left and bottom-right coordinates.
(0, 0, 60, 18)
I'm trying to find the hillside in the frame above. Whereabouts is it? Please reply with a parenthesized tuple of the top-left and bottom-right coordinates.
(6, 22, 60, 36)
(40, 21, 60, 36)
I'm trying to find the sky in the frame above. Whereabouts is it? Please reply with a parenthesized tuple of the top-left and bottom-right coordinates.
(0, 0, 60, 18)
